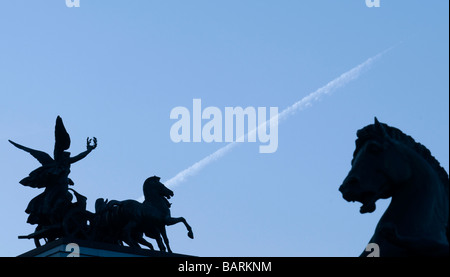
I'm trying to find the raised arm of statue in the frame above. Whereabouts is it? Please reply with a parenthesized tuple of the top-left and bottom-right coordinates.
(70, 137, 97, 164)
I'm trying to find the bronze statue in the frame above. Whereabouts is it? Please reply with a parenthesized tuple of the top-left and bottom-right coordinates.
(92, 176, 194, 253)
(10, 117, 195, 253)
(340, 117, 449, 256)
(10, 116, 97, 246)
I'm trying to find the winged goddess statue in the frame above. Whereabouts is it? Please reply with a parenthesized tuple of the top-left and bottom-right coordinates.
(9, 116, 97, 227)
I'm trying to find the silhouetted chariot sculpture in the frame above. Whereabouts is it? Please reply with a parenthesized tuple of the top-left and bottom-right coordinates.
(10, 116, 193, 253)
(11, 116, 448, 256)
(340, 117, 449, 257)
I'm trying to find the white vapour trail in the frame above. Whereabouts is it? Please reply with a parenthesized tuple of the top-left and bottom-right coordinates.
(137, 48, 391, 201)
(277, 49, 389, 123)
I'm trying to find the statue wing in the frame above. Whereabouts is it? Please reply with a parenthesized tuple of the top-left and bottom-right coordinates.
(8, 140, 54, 165)
(54, 116, 71, 160)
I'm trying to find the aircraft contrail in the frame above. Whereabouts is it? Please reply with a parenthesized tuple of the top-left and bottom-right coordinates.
(137, 47, 392, 201)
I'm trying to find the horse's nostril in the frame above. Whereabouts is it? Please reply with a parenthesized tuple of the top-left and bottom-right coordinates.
(345, 176, 359, 186)
(340, 176, 359, 193)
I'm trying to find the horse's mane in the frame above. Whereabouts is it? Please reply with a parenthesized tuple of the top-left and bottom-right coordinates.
(353, 122, 449, 187)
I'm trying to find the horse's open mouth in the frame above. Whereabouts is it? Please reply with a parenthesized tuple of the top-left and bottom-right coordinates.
(341, 190, 377, 214)
(359, 201, 376, 214)
(345, 198, 376, 214)
(162, 190, 174, 200)
(357, 192, 377, 214)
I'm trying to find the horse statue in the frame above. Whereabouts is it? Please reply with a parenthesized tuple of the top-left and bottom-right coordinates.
(92, 176, 194, 253)
(339, 117, 449, 256)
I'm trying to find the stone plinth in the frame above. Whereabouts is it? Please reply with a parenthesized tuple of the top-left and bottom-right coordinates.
(18, 238, 193, 257)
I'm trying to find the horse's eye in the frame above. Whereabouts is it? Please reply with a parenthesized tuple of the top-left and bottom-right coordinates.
(367, 142, 383, 154)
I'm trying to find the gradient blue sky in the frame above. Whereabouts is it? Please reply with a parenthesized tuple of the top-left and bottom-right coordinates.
(0, 1, 448, 257)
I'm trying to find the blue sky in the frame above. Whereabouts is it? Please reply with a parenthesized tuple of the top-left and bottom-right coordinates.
(0, 0, 448, 257)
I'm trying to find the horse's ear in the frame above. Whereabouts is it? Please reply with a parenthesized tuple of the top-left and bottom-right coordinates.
(374, 117, 390, 139)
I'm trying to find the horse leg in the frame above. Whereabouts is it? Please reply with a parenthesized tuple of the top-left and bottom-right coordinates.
(159, 226, 172, 253)
(165, 217, 194, 239)
(137, 236, 154, 251)
(122, 222, 140, 248)
(155, 234, 166, 252)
